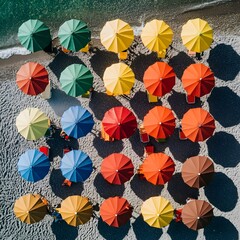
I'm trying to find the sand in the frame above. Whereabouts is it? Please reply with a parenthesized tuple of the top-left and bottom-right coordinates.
(0, 13, 240, 240)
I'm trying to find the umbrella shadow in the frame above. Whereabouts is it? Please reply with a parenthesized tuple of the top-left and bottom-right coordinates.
(47, 88, 81, 117)
(167, 221, 198, 240)
(129, 130, 145, 157)
(132, 215, 163, 240)
(207, 43, 240, 81)
(130, 175, 164, 201)
(89, 91, 122, 120)
(204, 172, 238, 212)
(51, 220, 78, 240)
(204, 216, 238, 240)
(48, 51, 86, 79)
(167, 173, 199, 204)
(207, 131, 240, 167)
(93, 173, 124, 198)
(208, 87, 240, 127)
(49, 169, 83, 199)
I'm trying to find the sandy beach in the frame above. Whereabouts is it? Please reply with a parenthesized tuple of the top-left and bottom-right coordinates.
(0, 3, 240, 240)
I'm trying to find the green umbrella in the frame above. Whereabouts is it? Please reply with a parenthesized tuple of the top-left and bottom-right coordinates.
(58, 19, 91, 52)
(60, 64, 93, 97)
(18, 19, 52, 52)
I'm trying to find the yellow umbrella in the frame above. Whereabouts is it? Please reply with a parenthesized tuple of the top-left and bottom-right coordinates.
(58, 195, 93, 226)
(141, 196, 174, 228)
(181, 18, 213, 53)
(100, 19, 134, 53)
(16, 108, 50, 140)
(103, 62, 135, 95)
(13, 193, 48, 224)
(141, 19, 173, 55)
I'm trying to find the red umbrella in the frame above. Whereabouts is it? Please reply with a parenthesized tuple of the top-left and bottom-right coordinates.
(101, 153, 134, 185)
(102, 106, 137, 140)
(100, 197, 132, 227)
(16, 62, 49, 95)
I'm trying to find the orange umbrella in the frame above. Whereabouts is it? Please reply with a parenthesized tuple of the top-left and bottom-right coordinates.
(139, 153, 175, 185)
(143, 106, 176, 139)
(100, 197, 132, 227)
(143, 62, 176, 97)
(101, 153, 134, 185)
(16, 62, 49, 95)
(181, 108, 215, 142)
(182, 63, 215, 97)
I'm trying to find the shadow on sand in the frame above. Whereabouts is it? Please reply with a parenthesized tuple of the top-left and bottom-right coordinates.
(129, 131, 145, 157)
(204, 172, 238, 212)
(207, 131, 240, 167)
(207, 43, 240, 81)
(208, 87, 240, 128)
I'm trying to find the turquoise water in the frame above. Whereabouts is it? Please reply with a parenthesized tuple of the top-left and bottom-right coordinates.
(0, 0, 224, 49)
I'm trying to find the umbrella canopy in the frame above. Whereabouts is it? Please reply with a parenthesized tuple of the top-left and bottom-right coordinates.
(59, 195, 93, 226)
(16, 108, 49, 140)
(16, 62, 49, 95)
(58, 19, 91, 52)
(181, 18, 213, 53)
(141, 196, 174, 228)
(61, 106, 94, 139)
(60, 150, 93, 182)
(102, 106, 137, 140)
(60, 64, 93, 97)
(182, 200, 213, 230)
(181, 108, 215, 142)
(13, 193, 48, 224)
(140, 153, 175, 185)
(101, 153, 134, 185)
(182, 63, 215, 97)
(103, 62, 135, 95)
(18, 149, 50, 182)
(143, 62, 176, 97)
(100, 19, 134, 53)
(143, 106, 176, 139)
(100, 197, 132, 227)
(141, 19, 173, 53)
(181, 156, 214, 188)
(18, 19, 51, 52)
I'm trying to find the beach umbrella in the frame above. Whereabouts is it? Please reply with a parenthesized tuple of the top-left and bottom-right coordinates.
(18, 149, 50, 182)
(182, 200, 213, 230)
(102, 106, 137, 140)
(143, 106, 176, 139)
(58, 19, 91, 52)
(60, 64, 93, 97)
(16, 62, 49, 95)
(100, 197, 132, 227)
(101, 153, 134, 185)
(143, 62, 176, 97)
(181, 108, 215, 142)
(141, 19, 173, 53)
(61, 106, 94, 139)
(18, 19, 51, 52)
(59, 195, 93, 226)
(182, 63, 215, 97)
(141, 196, 174, 228)
(103, 62, 135, 95)
(100, 19, 134, 53)
(16, 108, 49, 140)
(13, 193, 48, 224)
(139, 153, 175, 185)
(181, 156, 214, 188)
(60, 150, 93, 182)
(181, 18, 213, 53)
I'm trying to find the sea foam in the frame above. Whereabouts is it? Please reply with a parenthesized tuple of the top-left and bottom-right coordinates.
(0, 47, 31, 59)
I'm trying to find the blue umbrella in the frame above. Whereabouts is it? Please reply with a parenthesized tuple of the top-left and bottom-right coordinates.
(60, 150, 93, 182)
(61, 106, 94, 139)
(18, 149, 50, 182)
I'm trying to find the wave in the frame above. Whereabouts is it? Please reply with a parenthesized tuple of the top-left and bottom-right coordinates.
(0, 47, 31, 59)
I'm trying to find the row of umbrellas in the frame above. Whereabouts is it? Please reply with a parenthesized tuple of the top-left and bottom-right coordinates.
(14, 194, 214, 230)
(18, 18, 213, 55)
